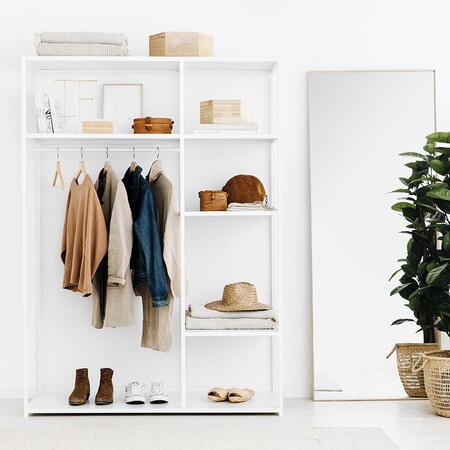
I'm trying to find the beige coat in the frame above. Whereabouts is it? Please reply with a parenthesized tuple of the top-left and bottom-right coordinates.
(138, 160, 181, 351)
(92, 163, 135, 328)
(61, 175, 108, 297)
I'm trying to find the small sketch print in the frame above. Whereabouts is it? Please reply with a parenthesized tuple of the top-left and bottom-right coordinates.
(103, 84, 142, 134)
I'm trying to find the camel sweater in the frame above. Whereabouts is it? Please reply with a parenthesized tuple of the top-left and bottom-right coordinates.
(61, 175, 108, 296)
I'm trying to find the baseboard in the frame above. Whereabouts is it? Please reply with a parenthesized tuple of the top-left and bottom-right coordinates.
(0, 387, 23, 399)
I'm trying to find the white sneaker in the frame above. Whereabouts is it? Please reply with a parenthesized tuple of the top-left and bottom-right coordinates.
(149, 381, 169, 404)
(125, 381, 145, 404)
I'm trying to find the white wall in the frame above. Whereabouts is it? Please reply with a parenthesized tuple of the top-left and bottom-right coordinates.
(1, 0, 449, 399)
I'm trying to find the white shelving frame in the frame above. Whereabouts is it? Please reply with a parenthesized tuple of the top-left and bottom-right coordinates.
(22, 57, 282, 415)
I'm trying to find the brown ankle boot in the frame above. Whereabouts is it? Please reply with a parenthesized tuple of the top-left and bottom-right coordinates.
(95, 368, 114, 405)
(68, 368, 90, 406)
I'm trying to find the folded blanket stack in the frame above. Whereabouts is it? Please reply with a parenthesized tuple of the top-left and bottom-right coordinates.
(185, 304, 278, 330)
(34, 32, 129, 56)
(227, 201, 275, 212)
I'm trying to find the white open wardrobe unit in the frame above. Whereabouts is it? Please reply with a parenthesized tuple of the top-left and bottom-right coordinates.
(21, 57, 282, 415)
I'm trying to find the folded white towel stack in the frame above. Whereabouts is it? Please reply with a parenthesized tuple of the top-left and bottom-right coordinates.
(185, 314, 278, 331)
(189, 303, 275, 319)
(227, 201, 275, 212)
(34, 32, 129, 56)
(185, 304, 278, 330)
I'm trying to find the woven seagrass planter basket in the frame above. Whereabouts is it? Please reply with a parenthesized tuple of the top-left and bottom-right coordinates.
(387, 343, 439, 398)
(413, 350, 450, 417)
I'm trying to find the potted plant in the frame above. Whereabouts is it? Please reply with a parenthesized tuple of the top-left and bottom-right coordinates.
(388, 132, 450, 397)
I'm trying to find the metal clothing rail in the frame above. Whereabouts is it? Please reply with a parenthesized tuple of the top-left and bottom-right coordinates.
(31, 147, 181, 153)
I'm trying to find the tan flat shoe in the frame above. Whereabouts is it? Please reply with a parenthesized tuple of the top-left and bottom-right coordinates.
(207, 387, 229, 402)
(228, 388, 255, 403)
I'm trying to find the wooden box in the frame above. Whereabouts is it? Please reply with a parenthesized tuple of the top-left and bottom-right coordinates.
(200, 100, 255, 124)
(82, 120, 114, 134)
(149, 32, 214, 57)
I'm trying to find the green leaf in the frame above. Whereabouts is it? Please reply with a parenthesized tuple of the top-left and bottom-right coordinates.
(391, 202, 415, 212)
(390, 283, 413, 296)
(426, 188, 450, 201)
(426, 131, 450, 143)
(429, 159, 447, 175)
(435, 199, 450, 214)
(391, 318, 415, 326)
(388, 188, 410, 194)
(409, 296, 421, 312)
(406, 251, 419, 269)
(403, 207, 418, 222)
(399, 152, 428, 159)
(424, 141, 436, 153)
(389, 269, 402, 282)
(401, 264, 416, 277)
(443, 232, 450, 253)
(427, 182, 449, 190)
(417, 203, 439, 212)
(408, 176, 436, 185)
(426, 263, 449, 285)
(417, 261, 429, 277)
(399, 177, 410, 187)
(432, 147, 450, 156)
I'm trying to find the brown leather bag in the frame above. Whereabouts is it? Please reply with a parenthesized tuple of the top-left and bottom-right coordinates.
(132, 117, 174, 134)
(222, 175, 266, 205)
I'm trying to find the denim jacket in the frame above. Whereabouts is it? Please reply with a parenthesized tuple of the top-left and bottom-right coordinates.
(122, 166, 168, 308)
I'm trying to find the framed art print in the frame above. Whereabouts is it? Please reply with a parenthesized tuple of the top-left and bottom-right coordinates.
(103, 84, 143, 134)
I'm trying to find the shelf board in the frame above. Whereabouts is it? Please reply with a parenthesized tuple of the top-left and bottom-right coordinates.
(24, 57, 276, 73)
(186, 391, 280, 413)
(185, 134, 277, 143)
(184, 211, 278, 217)
(27, 391, 182, 414)
(27, 390, 280, 414)
(26, 133, 181, 150)
(185, 330, 279, 337)
(24, 57, 180, 72)
(184, 59, 276, 72)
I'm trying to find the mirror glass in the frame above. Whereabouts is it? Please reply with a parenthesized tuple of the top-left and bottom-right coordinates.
(309, 71, 436, 400)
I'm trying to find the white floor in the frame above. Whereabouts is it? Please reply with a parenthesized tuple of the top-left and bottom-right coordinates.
(1, 398, 449, 449)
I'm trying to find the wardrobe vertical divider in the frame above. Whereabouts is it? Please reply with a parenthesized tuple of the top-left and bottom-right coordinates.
(179, 60, 187, 410)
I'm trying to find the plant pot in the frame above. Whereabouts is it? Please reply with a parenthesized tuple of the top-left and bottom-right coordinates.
(413, 350, 450, 417)
(387, 343, 439, 398)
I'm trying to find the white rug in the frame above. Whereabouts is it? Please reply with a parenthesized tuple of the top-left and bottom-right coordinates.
(0, 424, 397, 449)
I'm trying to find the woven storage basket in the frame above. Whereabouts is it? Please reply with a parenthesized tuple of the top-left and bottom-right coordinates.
(199, 190, 228, 211)
(387, 343, 439, 398)
(413, 350, 450, 417)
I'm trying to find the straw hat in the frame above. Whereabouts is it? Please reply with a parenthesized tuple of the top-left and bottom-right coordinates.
(204, 282, 271, 312)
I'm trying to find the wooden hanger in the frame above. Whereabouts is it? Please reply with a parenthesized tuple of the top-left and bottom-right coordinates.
(103, 147, 110, 171)
(52, 148, 65, 190)
(75, 147, 87, 182)
(130, 147, 138, 171)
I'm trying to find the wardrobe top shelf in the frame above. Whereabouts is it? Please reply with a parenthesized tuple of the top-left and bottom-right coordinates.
(23, 57, 277, 73)
(26, 134, 278, 148)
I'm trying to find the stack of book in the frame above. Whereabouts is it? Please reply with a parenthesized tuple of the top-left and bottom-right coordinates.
(195, 123, 258, 135)
(34, 88, 62, 134)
